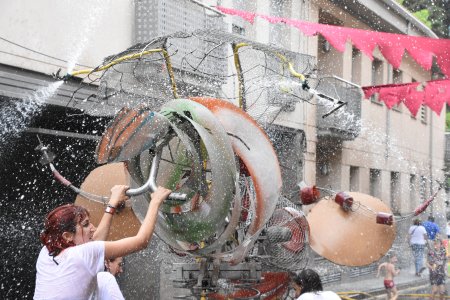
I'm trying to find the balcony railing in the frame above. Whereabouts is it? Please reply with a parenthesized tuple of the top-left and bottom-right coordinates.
(315, 76, 362, 141)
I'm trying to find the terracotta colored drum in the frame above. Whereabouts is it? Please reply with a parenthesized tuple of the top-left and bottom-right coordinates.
(75, 162, 141, 241)
(307, 192, 396, 266)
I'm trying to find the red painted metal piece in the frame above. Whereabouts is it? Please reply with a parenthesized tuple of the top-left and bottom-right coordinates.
(300, 185, 320, 205)
(376, 212, 394, 225)
(413, 188, 441, 216)
(334, 192, 354, 211)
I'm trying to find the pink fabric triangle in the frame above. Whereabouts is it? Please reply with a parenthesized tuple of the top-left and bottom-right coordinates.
(403, 85, 424, 116)
(216, 6, 450, 78)
(378, 86, 408, 109)
(377, 36, 405, 69)
(318, 25, 349, 52)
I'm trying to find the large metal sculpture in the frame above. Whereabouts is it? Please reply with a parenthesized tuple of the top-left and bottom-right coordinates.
(36, 30, 440, 299)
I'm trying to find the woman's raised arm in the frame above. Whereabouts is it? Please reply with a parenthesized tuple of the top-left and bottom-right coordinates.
(93, 185, 130, 241)
(104, 186, 171, 259)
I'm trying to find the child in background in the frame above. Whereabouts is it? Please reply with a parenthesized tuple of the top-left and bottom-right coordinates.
(377, 254, 400, 300)
(426, 239, 447, 300)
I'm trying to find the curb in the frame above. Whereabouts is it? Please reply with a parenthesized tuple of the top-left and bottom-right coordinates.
(331, 277, 429, 299)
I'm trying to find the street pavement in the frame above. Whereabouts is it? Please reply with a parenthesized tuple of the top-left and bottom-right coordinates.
(325, 264, 449, 298)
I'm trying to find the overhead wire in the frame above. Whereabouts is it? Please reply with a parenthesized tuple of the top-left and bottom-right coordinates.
(0, 35, 93, 68)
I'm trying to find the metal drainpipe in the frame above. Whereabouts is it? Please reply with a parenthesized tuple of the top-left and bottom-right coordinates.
(430, 110, 434, 215)
(386, 107, 390, 160)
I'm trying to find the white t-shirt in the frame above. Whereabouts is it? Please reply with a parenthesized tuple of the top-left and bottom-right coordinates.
(298, 291, 341, 300)
(97, 272, 125, 300)
(34, 241, 105, 300)
(408, 225, 427, 245)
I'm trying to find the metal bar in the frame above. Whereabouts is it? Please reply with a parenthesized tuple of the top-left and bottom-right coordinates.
(27, 127, 101, 140)
(126, 151, 187, 201)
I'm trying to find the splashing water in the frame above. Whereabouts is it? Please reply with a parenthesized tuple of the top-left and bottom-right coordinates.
(65, 1, 108, 74)
(316, 96, 428, 173)
(0, 1, 110, 144)
(0, 81, 63, 143)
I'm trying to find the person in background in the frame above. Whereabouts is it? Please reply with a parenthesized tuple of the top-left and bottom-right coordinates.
(34, 185, 171, 300)
(408, 218, 428, 277)
(377, 254, 400, 300)
(97, 256, 125, 300)
(291, 269, 340, 300)
(426, 238, 447, 300)
(423, 216, 440, 241)
(445, 221, 450, 239)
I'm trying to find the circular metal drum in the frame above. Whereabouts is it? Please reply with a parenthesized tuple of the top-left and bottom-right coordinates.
(307, 192, 396, 266)
(75, 162, 141, 241)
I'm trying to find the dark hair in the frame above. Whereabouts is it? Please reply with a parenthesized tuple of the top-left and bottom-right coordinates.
(104, 257, 116, 272)
(413, 219, 421, 226)
(293, 269, 323, 294)
(387, 253, 397, 261)
(40, 204, 89, 257)
(428, 216, 435, 222)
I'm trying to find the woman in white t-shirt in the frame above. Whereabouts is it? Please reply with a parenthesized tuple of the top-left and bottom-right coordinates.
(408, 218, 428, 277)
(34, 185, 171, 300)
(97, 256, 125, 300)
(291, 269, 340, 300)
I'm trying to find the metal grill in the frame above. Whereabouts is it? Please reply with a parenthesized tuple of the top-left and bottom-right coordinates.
(93, 29, 317, 130)
(262, 199, 310, 271)
(445, 133, 450, 165)
(348, 264, 377, 278)
(320, 272, 342, 285)
(315, 76, 362, 140)
(135, 0, 227, 80)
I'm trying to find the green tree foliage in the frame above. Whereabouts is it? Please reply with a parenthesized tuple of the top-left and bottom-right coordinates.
(413, 9, 432, 28)
(399, 0, 449, 38)
(446, 109, 450, 132)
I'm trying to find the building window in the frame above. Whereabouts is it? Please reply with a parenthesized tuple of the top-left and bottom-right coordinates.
(350, 166, 359, 192)
(410, 174, 416, 204)
(393, 69, 402, 83)
(371, 59, 383, 104)
(419, 175, 427, 201)
(269, 0, 286, 45)
(420, 106, 428, 124)
(392, 69, 403, 112)
(370, 169, 381, 198)
(232, 24, 245, 36)
(351, 47, 361, 85)
(266, 125, 305, 202)
(390, 172, 400, 212)
(411, 78, 418, 119)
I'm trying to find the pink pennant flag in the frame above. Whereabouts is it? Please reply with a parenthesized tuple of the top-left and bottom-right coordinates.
(349, 30, 378, 59)
(378, 86, 408, 109)
(216, 6, 257, 24)
(363, 87, 381, 99)
(320, 26, 349, 52)
(403, 85, 424, 116)
(285, 19, 320, 36)
(216, 6, 450, 78)
(424, 82, 450, 115)
(377, 35, 406, 69)
(259, 14, 285, 24)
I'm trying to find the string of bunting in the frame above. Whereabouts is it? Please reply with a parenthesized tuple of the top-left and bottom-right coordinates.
(216, 6, 450, 78)
(362, 79, 450, 116)
(216, 6, 450, 116)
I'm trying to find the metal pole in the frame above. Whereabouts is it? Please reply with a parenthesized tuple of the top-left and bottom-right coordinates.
(430, 109, 433, 215)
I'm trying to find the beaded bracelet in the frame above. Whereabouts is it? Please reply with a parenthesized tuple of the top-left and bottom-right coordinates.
(105, 204, 116, 215)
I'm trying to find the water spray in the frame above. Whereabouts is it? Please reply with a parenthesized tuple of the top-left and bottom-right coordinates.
(35, 135, 187, 203)
(35, 134, 109, 204)
(51, 68, 72, 82)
